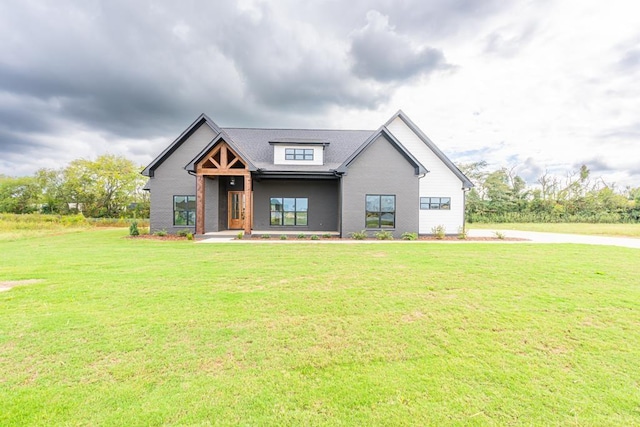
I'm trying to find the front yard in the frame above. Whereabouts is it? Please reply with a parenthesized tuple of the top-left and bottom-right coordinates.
(1, 228, 639, 425)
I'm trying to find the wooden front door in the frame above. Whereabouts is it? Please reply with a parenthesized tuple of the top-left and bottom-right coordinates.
(228, 191, 245, 229)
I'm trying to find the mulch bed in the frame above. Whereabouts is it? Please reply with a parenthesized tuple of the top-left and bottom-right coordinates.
(127, 234, 189, 241)
(249, 235, 528, 242)
(127, 234, 527, 242)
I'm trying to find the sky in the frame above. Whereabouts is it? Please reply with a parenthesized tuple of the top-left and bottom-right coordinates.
(1, 0, 639, 187)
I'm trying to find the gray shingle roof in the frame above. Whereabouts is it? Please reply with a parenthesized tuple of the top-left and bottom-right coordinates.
(221, 128, 374, 172)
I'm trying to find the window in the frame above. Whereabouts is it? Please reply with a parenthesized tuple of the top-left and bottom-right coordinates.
(270, 197, 308, 226)
(285, 148, 314, 161)
(420, 197, 451, 210)
(174, 195, 196, 226)
(366, 195, 395, 228)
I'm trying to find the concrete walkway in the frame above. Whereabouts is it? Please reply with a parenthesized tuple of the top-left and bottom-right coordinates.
(468, 229, 640, 249)
(197, 229, 640, 249)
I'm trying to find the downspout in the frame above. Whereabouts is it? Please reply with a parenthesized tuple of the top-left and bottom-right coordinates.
(462, 187, 469, 235)
(417, 172, 427, 234)
(332, 170, 343, 237)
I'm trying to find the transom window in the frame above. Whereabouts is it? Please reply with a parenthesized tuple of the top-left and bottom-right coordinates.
(366, 195, 395, 228)
(174, 195, 196, 226)
(420, 197, 451, 210)
(270, 197, 308, 226)
(285, 148, 314, 161)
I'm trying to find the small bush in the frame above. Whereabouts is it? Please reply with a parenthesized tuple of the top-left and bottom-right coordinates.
(186, 232, 194, 241)
(401, 232, 418, 240)
(350, 230, 367, 240)
(261, 234, 271, 239)
(310, 234, 319, 240)
(129, 221, 139, 236)
(154, 229, 168, 237)
(457, 227, 468, 240)
(297, 233, 306, 239)
(280, 235, 287, 240)
(494, 231, 506, 240)
(177, 229, 191, 237)
(375, 230, 393, 240)
(322, 233, 332, 239)
(431, 225, 446, 240)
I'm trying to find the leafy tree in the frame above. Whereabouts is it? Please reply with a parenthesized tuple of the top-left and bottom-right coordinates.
(0, 176, 41, 213)
(62, 154, 146, 217)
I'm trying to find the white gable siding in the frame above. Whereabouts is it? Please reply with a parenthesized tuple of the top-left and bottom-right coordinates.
(273, 145, 324, 165)
(386, 117, 465, 234)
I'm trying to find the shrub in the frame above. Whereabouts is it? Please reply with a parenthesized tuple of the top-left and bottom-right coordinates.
(322, 233, 332, 239)
(177, 229, 191, 237)
(310, 234, 319, 240)
(375, 230, 393, 240)
(494, 231, 506, 240)
(350, 230, 367, 240)
(297, 233, 306, 239)
(236, 232, 243, 240)
(154, 229, 168, 237)
(431, 225, 446, 239)
(280, 235, 287, 240)
(186, 232, 194, 241)
(261, 234, 271, 239)
(401, 232, 418, 240)
(129, 221, 139, 236)
(457, 227, 468, 240)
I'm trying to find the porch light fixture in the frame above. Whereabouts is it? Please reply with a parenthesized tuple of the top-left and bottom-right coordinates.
(230, 177, 235, 186)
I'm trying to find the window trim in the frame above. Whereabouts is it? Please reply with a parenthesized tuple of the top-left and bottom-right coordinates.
(173, 195, 196, 226)
(365, 194, 396, 229)
(285, 148, 314, 161)
(270, 197, 309, 226)
(420, 197, 451, 210)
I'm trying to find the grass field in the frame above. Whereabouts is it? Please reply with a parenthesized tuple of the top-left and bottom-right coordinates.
(469, 222, 640, 238)
(1, 228, 639, 425)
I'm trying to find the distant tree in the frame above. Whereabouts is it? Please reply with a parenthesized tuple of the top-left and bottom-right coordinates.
(35, 168, 66, 214)
(62, 154, 145, 217)
(0, 176, 41, 213)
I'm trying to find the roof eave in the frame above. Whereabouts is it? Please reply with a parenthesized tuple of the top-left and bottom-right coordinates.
(184, 130, 258, 173)
(142, 113, 221, 177)
(385, 110, 474, 188)
(336, 126, 427, 176)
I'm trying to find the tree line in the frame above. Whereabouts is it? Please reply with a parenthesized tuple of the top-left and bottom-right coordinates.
(1, 155, 639, 222)
(460, 162, 640, 223)
(0, 154, 148, 218)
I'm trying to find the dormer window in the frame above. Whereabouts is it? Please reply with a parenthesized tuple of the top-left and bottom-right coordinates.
(270, 139, 329, 166)
(285, 148, 314, 161)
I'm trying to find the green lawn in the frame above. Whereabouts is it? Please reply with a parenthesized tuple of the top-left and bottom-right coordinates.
(1, 229, 639, 425)
(469, 222, 640, 238)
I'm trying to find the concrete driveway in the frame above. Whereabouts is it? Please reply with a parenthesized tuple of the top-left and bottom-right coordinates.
(468, 229, 640, 249)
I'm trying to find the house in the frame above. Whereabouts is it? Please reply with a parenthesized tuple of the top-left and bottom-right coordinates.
(141, 110, 473, 237)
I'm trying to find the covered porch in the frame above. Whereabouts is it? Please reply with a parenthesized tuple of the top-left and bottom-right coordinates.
(194, 140, 253, 236)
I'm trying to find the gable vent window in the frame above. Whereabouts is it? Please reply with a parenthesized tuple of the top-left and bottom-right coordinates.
(420, 197, 451, 210)
(285, 148, 314, 161)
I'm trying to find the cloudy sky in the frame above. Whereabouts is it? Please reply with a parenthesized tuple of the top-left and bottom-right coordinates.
(1, 0, 638, 187)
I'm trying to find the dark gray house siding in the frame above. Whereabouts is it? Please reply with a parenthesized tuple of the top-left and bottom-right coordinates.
(143, 111, 471, 236)
(252, 179, 339, 231)
(147, 124, 217, 233)
(341, 135, 419, 238)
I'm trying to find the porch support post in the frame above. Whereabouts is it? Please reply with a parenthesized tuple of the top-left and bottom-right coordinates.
(243, 173, 252, 236)
(196, 174, 205, 235)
